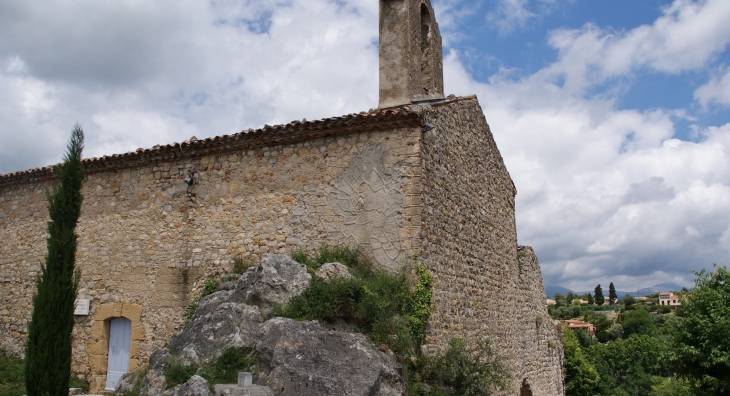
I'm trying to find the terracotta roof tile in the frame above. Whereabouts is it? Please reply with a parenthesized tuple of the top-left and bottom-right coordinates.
(0, 106, 423, 187)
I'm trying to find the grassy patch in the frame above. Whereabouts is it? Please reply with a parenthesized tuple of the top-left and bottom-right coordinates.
(408, 338, 508, 396)
(163, 346, 255, 389)
(163, 355, 198, 389)
(0, 349, 24, 396)
(183, 278, 220, 324)
(280, 250, 431, 357)
(231, 255, 256, 275)
(0, 348, 90, 395)
(291, 244, 372, 274)
(200, 346, 255, 384)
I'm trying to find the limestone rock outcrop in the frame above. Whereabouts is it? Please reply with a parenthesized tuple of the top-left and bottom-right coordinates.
(118, 254, 406, 396)
(256, 318, 404, 396)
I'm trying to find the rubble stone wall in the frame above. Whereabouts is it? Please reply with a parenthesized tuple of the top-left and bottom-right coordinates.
(0, 96, 564, 394)
(0, 125, 422, 392)
(418, 97, 564, 395)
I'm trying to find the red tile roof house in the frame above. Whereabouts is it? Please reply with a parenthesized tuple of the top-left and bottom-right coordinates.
(565, 320, 596, 336)
(659, 292, 682, 308)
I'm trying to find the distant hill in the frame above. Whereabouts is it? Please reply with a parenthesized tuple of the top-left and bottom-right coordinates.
(545, 282, 689, 298)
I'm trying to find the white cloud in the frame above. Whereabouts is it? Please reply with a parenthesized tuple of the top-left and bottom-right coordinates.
(695, 67, 730, 107)
(1, 0, 729, 292)
(444, 46, 730, 290)
(543, 0, 730, 92)
(0, 0, 380, 173)
(485, 0, 567, 36)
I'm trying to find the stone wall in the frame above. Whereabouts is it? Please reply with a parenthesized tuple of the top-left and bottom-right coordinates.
(418, 97, 563, 395)
(0, 116, 423, 392)
(0, 96, 563, 394)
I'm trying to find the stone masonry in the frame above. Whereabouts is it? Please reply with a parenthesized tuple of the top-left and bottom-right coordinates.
(0, 0, 564, 394)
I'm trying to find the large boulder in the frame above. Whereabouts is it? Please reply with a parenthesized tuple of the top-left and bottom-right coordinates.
(162, 375, 213, 396)
(255, 318, 405, 396)
(169, 296, 262, 362)
(169, 254, 310, 362)
(231, 254, 311, 313)
(314, 262, 353, 282)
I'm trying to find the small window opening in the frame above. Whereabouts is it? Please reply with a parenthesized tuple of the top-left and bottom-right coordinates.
(420, 3, 433, 94)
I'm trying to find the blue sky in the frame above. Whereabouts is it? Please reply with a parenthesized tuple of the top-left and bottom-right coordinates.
(1, 0, 729, 291)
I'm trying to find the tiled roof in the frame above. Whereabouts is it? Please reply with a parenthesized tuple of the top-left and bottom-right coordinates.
(0, 106, 423, 187)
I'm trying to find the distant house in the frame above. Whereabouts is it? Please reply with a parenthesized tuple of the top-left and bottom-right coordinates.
(564, 319, 596, 336)
(546, 299, 557, 306)
(659, 292, 681, 307)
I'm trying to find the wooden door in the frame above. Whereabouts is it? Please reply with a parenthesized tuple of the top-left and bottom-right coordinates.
(105, 317, 131, 391)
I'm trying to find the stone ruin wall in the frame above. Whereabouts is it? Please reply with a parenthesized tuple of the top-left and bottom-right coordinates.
(418, 97, 564, 395)
(0, 124, 423, 391)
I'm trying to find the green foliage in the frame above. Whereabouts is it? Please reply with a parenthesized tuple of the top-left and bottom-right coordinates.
(407, 261, 434, 345)
(163, 355, 198, 389)
(200, 347, 255, 385)
(25, 125, 86, 396)
(163, 346, 255, 390)
(585, 334, 669, 396)
(408, 338, 508, 396)
(0, 348, 25, 396)
(594, 284, 605, 306)
(620, 308, 656, 338)
(231, 255, 255, 275)
(279, 256, 432, 357)
(671, 264, 730, 395)
(621, 294, 636, 309)
(549, 304, 581, 320)
(562, 326, 600, 396)
(183, 278, 220, 324)
(651, 377, 692, 396)
(582, 293, 594, 305)
(609, 282, 617, 305)
(290, 244, 371, 274)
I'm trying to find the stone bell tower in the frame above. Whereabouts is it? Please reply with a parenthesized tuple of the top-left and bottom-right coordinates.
(379, 0, 445, 108)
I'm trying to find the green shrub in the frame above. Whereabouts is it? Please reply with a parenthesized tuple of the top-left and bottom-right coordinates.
(183, 278, 220, 324)
(163, 355, 197, 389)
(0, 348, 91, 395)
(408, 338, 508, 396)
(290, 244, 371, 273)
(163, 347, 255, 389)
(231, 255, 255, 275)
(282, 249, 433, 357)
(200, 346, 254, 384)
(0, 348, 25, 396)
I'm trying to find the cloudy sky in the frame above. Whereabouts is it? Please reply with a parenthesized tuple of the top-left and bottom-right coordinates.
(1, 0, 729, 291)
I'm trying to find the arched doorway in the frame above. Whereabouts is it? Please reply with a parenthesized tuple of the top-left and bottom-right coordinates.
(105, 317, 132, 391)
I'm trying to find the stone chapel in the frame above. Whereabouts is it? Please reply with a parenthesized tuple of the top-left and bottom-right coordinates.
(0, 0, 564, 394)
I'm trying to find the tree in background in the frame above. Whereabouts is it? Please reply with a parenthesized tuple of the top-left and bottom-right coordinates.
(581, 293, 594, 305)
(672, 264, 730, 395)
(621, 309, 656, 338)
(622, 294, 636, 309)
(608, 282, 617, 305)
(566, 291, 577, 305)
(594, 284, 605, 306)
(562, 326, 600, 396)
(25, 125, 85, 396)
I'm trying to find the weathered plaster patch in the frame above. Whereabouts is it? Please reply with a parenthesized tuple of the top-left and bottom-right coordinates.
(290, 144, 407, 270)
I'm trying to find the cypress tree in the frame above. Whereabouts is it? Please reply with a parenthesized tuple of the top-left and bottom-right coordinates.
(25, 125, 85, 396)
(594, 284, 605, 306)
(608, 282, 618, 305)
